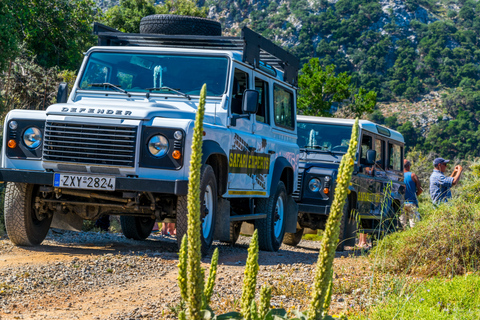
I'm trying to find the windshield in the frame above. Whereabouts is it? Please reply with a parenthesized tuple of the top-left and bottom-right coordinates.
(78, 52, 229, 96)
(297, 122, 353, 153)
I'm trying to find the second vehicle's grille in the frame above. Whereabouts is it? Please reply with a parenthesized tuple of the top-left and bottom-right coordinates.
(43, 122, 137, 167)
(292, 168, 304, 200)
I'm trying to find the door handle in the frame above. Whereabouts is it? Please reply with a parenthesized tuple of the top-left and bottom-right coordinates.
(268, 150, 276, 154)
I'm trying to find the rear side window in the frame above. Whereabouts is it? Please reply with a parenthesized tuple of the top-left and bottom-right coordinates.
(388, 143, 402, 171)
(273, 85, 294, 130)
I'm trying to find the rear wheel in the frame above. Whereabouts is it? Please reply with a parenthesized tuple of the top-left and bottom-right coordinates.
(176, 165, 217, 255)
(120, 216, 155, 240)
(255, 181, 287, 252)
(4, 183, 52, 246)
(229, 222, 242, 246)
(283, 228, 304, 247)
(337, 198, 357, 251)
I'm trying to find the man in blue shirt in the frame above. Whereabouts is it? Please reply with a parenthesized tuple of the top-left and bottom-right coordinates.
(400, 159, 423, 228)
(429, 157, 463, 204)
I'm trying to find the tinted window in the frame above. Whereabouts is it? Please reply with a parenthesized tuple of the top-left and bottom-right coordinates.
(255, 78, 269, 124)
(231, 69, 249, 115)
(273, 85, 294, 129)
(375, 138, 385, 169)
(388, 143, 402, 171)
(360, 134, 373, 165)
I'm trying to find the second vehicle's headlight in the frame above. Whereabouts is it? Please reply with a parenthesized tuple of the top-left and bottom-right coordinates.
(308, 178, 321, 192)
(23, 127, 42, 149)
(148, 135, 169, 157)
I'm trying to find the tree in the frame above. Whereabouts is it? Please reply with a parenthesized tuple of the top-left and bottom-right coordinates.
(0, 0, 19, 72)
(297, 59, 351, 116)
(8, 0, 98, 70)
(156, 0, 207, 17)
(298, 58, 377, 117)
(103, 0, 207, 34)
(103, 0, 156, 33)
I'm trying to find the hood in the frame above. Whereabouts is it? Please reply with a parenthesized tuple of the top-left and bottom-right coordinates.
(47, 98, 220, 122)
(299, 150, 343, 164)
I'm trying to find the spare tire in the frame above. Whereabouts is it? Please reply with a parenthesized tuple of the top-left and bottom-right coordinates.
(140, 14, 222, 36)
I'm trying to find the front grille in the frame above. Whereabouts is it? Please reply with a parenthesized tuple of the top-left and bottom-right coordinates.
(292, 168, 304, 200)
(43, 121, 137, 167)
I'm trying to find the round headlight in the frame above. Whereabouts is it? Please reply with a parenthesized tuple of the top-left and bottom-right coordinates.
(23, 127, 42, 149)
(148, 135, 169, 157)
(308, 178, 321, 192)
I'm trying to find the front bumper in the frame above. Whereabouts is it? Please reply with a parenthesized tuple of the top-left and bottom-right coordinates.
(298, 203, 330, 215)
(0, 169, 188, 195)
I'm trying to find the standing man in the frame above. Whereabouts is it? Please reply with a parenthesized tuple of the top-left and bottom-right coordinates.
(400, 159, 423, 228)
(429, 158, 463, 204)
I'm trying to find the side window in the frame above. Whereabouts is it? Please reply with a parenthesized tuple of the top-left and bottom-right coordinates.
(273, 85, 294, 129)
(374, 138, 385, 169)
(255, 78, 269, 124)
(231, 69, 249, 115)
(388, 143, 402, 171)
(360, 134, 373, 165)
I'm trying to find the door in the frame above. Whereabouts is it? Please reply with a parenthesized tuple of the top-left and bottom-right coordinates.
(227, 66, 256, 192)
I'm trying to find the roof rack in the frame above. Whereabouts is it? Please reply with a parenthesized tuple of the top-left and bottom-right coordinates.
(93, 22, 299, 85)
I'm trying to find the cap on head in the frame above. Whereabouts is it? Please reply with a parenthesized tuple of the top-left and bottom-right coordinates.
(433, 158, 449, 166)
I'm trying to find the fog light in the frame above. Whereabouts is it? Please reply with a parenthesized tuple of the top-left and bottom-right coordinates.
(8, 139, 17, 148)
(172, 150, 181, 160)
(9, 121, 18, 130)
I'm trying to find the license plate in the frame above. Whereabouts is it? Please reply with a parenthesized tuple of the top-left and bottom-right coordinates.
(54, 173, 116, 191)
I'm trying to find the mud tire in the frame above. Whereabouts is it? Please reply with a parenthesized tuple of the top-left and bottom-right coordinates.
(337, 198, 357, 251)
(283, 228, 304, 247)
(255, 181, 287, 252)
(140, 14, 222, 36)
(4, 183, 52, 246)
(176, 165, 217, 255)
(120, 216, 155, 240)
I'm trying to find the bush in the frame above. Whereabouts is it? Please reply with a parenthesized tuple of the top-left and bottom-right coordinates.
(365, 274, 480, 319)
(371, 162, 480, 277)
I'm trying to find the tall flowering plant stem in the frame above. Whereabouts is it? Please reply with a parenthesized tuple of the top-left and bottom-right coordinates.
(241, 229, 259, 320)
(203, 248, 219, 308)
(307, 118, 359, 320)
(185, 84, 207, 320)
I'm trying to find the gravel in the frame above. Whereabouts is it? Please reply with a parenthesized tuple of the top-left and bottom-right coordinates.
(0, 229, 368, 319)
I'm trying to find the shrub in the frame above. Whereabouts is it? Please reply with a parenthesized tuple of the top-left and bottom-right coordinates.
(372, 162, 480, 277)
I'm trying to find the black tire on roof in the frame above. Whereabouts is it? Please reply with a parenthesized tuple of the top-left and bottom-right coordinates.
(139, 14, 222, 36)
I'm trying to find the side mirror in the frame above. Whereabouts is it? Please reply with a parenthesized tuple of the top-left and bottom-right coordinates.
(242, 89, 259, 114)
(366, 149, 376, 165)
(57, 82, 69, 104)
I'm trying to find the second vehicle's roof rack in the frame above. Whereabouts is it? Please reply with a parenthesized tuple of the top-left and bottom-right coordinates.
(93, 22, 299, 85)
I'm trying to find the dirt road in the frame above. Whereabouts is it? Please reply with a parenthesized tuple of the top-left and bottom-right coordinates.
(0, 230, 371, 319)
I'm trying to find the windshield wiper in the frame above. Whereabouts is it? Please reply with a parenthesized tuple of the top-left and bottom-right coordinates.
(89, 83, 130, 96)
(146, 86, 191, 100)
(300, 145, 336, 156)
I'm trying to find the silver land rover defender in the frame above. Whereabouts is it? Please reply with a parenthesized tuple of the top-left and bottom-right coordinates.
(1, 16, 300, 253)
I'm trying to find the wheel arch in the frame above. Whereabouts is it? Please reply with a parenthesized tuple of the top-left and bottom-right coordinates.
(202, 140, 228, 196)
(271, 157, 295, 195)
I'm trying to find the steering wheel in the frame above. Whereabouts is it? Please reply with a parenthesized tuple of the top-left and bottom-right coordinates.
(332, 145, 348, 152)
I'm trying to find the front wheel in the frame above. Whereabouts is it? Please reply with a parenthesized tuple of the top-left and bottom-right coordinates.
(176, 165, 217, 255)
(4, 183, 53, 246)
(255, 181, 287, 252)
(120, 216, 155, 240)
(337, 198, 357, 251)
